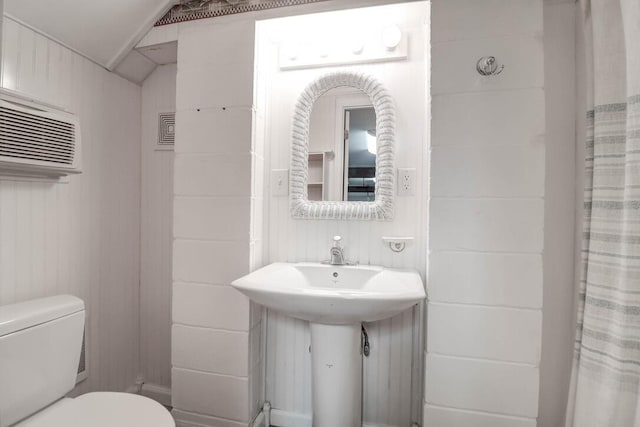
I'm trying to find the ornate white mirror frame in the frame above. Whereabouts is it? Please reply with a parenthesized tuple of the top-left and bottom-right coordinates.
(290, 71, 395, 220)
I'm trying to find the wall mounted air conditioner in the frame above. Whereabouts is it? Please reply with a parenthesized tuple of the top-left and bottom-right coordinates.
(0, 89, 82, 179)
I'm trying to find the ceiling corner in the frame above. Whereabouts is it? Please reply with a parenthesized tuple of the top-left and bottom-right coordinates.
(106, 0, 178, 71)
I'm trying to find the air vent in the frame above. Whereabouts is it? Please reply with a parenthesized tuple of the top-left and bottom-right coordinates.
(0, 90, 82, 178)
(158, 112, 175, 147)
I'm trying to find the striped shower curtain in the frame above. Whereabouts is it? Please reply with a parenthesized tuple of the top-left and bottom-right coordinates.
(566, 0, 640, 426)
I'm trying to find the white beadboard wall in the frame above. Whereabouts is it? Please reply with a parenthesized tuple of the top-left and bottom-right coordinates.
(0, 2, 3, 63)
(0, 15, 142, 395)
(140, 64, 176, 395)
(257, 3, 429, 426)
(427, 0, 545, 426)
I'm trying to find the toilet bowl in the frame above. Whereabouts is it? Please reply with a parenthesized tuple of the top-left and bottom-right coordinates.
(0, 295, 174, 427)
(16, 393, 173, 427)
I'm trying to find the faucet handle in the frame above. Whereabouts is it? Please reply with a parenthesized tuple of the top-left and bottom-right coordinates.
(333, 235, 342, 246)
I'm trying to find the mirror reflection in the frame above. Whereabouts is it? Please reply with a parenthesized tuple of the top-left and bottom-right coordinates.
(308, 87, 376, 202)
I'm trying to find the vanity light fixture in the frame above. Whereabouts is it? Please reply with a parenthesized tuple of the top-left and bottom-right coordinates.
(279, 31, 406, 70)
(382, 25, 402, 50)
(367, 129, 377, 154)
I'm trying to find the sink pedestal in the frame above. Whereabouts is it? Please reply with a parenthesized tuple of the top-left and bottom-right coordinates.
(231, 262, 426, 426)
(310, 323, 362, 427)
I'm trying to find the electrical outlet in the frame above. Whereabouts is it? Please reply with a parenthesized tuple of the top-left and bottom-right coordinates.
(271, 169, 289, 196)
(397, 168, 416, 196)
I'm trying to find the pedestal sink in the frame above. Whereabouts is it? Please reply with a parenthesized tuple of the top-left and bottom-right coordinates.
(231, 262, 425, 427)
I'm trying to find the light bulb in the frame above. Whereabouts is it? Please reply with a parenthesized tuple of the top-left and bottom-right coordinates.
(282, 42, 298, 60)
(382, 25, 402, 50)
(351, 38, 365, 55)
(317, 42, 329, 58)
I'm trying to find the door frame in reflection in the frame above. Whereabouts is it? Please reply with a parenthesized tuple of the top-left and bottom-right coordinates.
(333, 93, 375, 201)
(343, 107, 377, 201)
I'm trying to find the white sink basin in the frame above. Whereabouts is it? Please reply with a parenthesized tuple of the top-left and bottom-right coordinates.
(231, 262, 425, 324)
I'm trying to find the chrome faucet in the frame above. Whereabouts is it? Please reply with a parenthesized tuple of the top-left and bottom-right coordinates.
(329, 235, 346, 265)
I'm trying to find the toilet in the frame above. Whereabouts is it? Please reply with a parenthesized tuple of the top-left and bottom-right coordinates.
(0, 295, 174, 427)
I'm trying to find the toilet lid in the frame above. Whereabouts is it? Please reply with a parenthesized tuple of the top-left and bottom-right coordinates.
(17, 392, 175, 427)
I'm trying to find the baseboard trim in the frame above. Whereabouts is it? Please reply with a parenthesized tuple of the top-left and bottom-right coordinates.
(175, 421, 208, 427)
(141, 382, 172, 407)
(270, 409, 398, 427)
(172, 408, 249, 427)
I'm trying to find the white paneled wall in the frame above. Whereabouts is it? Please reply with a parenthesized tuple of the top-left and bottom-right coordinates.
(140, 64, 176, 398)
(427, 0, 545, 426)
(0, 16, 142, 394)
(171, 18, 264, 427)
(0, 2, 3, 62)
(539, 2, 577, 426)
(257, 3, 429, 426)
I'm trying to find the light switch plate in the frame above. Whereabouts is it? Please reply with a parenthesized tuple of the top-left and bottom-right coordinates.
(397, 168, 416, 196)
(271, 169, 289, 196)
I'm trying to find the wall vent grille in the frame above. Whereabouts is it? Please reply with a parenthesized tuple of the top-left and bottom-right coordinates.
(158, 112, 175, 146)
(0, 105, 76, 165)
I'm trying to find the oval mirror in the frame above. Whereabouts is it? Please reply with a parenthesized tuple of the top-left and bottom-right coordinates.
(290, 71, 395, 220)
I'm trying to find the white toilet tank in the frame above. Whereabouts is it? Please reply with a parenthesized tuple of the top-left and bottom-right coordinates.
(0, 296, 85, 427)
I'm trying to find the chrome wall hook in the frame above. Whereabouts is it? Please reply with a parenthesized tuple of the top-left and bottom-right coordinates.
(476, 56, 504, 76)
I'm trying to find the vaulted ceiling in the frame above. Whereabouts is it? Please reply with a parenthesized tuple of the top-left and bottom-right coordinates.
(3, 0, 176, 70)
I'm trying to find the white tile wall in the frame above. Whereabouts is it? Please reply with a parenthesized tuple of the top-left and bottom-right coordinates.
(175, 23, 255, 110)
(427, 0, 545, 424)
(425, 354, 540, 417)
(172, 325, 249, 376)
(430, 199, 544, 252)
(174, 154, 252, 197)
(173, 283, 250, 331)
(172, 368, 250, 422)
(176, 64, 255, 111)
(173, 197, 251, 240)
(431, 145, 545, 197)
(172, 17, 262, 426)
(424, 405, 537, 427)
(177, 23, 256, 67)
(432, 37, 544, 95)
(428, 252, 543, 308)
(174, 108, 254, 154)
(173, 240, 250, 284)
(430, 0, 542, 42)
(431, 90, 545, 148)
(428, 303, 542, 364)
(1, 16, 142, 395)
